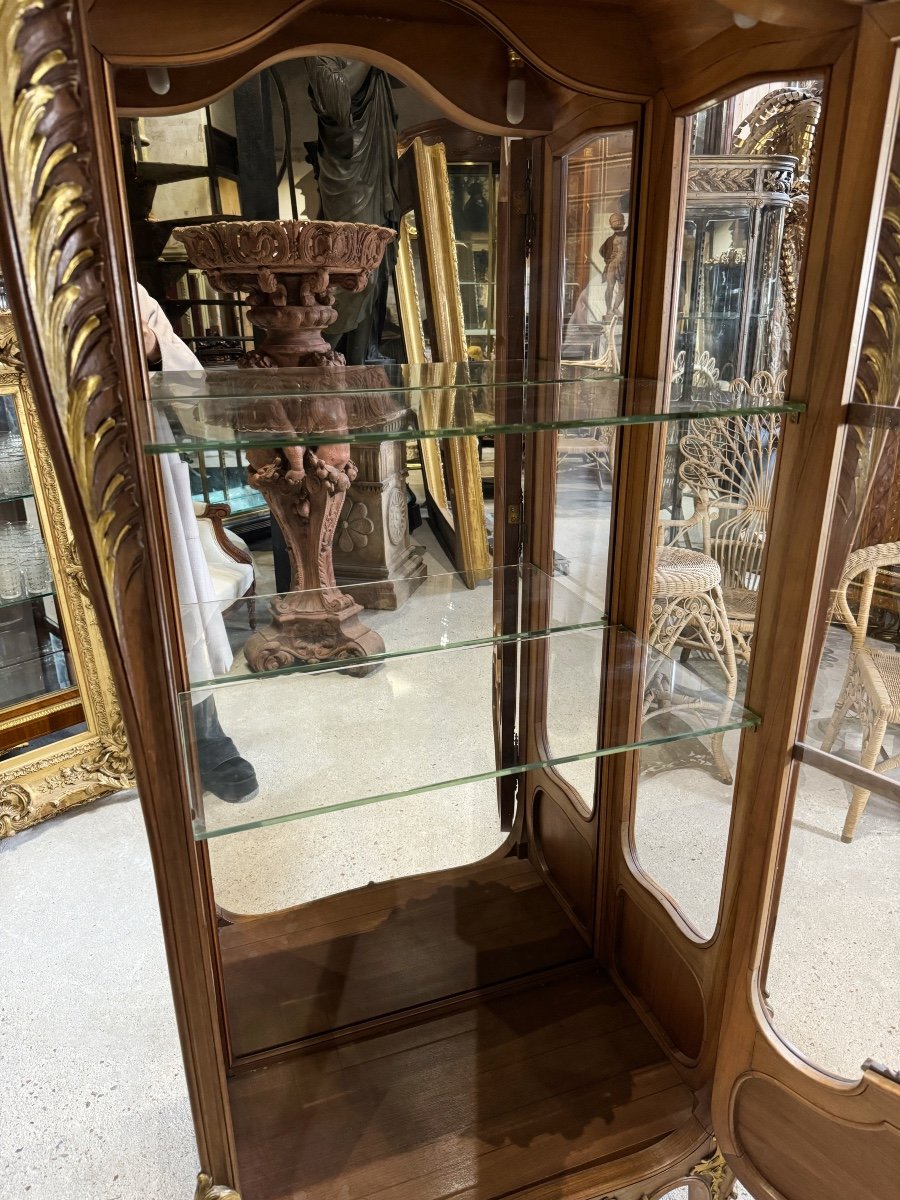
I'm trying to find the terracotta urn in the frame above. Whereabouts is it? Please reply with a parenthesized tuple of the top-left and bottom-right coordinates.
(174, 219, 396, 368)
(173, 219, 398, 675)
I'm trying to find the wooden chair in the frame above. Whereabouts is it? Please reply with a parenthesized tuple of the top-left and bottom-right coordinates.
(821, 541, 900, 841)
(556, 425, 615, 490)
(193, 501, 257, 625)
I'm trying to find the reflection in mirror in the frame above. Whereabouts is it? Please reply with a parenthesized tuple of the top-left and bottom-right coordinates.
(766, 413, 900, 1078)
(548, 128, 634, 811)
(130, 56, 529, 1060)
(395, 136, 494, 582)
(634, 79, 823, 937)
(0, 389, 82, 753)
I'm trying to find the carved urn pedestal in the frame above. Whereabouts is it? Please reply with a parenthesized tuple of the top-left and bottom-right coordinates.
(175, 219, 400, 675)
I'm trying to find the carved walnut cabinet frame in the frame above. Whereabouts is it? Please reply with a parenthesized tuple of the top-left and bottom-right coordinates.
(0, 1, 898, 1199)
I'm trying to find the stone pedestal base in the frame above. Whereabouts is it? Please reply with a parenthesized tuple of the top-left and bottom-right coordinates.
(244, 599, 384, 677)
(332, 438, 427, 610)
(337, 546, 428, 610)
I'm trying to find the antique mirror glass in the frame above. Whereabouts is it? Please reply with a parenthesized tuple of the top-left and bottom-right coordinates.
(0, 387, 81, 750)
(632, 79, 824, 937)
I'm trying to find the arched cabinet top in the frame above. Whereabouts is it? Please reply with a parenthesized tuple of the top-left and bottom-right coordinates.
(89, 0, 867, 125)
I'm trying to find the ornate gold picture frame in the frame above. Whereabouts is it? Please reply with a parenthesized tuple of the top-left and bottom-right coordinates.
(396, 138, 491, 588)
(0, 311, 132, 836)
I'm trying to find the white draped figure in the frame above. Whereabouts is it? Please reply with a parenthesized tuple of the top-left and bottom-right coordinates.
(137, 283, 233, 683)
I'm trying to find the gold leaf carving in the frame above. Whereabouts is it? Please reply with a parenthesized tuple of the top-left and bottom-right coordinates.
(194, 1172, 241, 1200)
(689, 1143, 733, 1199)
(0, 0, 142, 616)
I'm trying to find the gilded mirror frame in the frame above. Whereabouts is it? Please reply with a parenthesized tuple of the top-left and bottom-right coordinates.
(0, 311, 132, 836)
(396, 137, 491, 588)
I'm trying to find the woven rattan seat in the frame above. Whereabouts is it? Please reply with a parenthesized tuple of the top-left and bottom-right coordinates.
(653, 545, 722, 594)
(650, 546, 737, 783)
(722, 586, 758, 623)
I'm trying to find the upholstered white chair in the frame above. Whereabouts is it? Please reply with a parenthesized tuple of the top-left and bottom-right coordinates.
(193, 502, 256, 622)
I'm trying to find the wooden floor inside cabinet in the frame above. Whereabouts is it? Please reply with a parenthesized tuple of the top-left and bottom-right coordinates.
(227, 964, 694, 1200)
(220, 856, 591, 1055)
(223, 857, 695, 1199)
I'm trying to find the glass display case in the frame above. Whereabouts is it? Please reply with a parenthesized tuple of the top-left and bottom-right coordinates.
(3, 4, 900, 1200)
(675, 154, 795, 388)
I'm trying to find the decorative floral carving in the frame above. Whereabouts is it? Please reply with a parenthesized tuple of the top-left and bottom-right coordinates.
(688, 165, 756, 194)
(58, 721, 131, 790)
(763, 167, 794, 193)
(687, 156, 795, 203)
(175, 220, 396, 275)
(338, 501, 375, 552)
(0, 784, 31, 838)
(689, 1144, 733, 1199)
(387, 487, 407, 546)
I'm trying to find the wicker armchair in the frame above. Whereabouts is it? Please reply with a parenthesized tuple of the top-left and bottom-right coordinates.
(821, 541, 900, 841)
(660, 375, 784, 665)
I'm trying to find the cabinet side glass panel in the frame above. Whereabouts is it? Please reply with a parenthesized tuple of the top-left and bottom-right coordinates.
(549, 128, 634, 812)
(768, 412, 900, 1079)
(633, 78, 824, 939)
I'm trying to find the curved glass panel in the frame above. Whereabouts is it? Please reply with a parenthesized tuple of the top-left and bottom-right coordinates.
(769, 413, 900, 1078)
(634, 78, 823, 937)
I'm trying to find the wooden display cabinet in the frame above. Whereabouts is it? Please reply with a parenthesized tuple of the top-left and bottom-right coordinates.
(0, 3, 898, 1200)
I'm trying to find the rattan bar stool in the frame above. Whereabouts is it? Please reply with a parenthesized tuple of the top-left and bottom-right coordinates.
(648, 545, 739, 783)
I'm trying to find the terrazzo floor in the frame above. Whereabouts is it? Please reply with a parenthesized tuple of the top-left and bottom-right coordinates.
(2, 466, 898, 1199)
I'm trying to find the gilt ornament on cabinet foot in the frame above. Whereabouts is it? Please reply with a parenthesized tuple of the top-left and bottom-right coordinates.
(689, 1144, 735, 1199)
(194, 1171, 240, 1200)
(174, 221, 398, 674)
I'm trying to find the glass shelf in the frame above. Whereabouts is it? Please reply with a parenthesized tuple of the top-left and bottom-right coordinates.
(183, 563, 607, 689)
(0, 488, 35, 503)
(144, 359, 803, 454)
(0, 587, 54, 610)
(184, 623, 758, 840)
(0, 644, 71, 709)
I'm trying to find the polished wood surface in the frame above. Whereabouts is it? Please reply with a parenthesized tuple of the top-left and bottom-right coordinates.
(221, 856, 589, 1059)
(228, 964, 694, 1200)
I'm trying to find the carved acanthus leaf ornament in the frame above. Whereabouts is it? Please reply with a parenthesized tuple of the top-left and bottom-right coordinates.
(0, 0, 143, 621)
